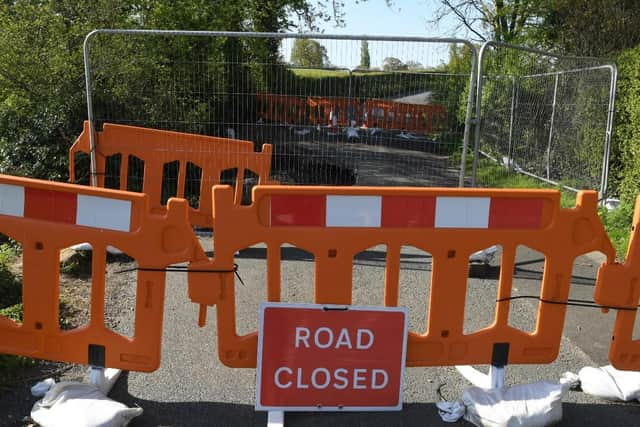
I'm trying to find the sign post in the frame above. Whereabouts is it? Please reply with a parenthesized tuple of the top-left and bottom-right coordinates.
(256, 303, 408, 412)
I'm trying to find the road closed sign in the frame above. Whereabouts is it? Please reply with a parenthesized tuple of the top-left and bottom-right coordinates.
(256, 303, 408, 411)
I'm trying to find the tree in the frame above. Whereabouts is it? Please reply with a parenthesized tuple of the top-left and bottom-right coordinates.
(430, 0, 640, 55)
(430, 0, 542, 43)
(359, 40, 370, 69)
(0, 0, 138, 181)
(383, 57, 408, 71)
(532, 0, 640, 56)
(0, 0, 347, 181)
(290, 38, 328, 67)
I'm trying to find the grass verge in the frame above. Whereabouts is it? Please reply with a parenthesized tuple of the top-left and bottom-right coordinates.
(474, 159, 633, 260)
(600, 200, 634, 261)
(475, 160, 576, 207)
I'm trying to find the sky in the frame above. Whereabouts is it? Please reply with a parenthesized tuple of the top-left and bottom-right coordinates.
(316, 0, 457, 38)
(282, 0, 465, 69)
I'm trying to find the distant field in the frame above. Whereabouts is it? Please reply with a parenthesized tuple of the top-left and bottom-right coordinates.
(290, 68, 351, 78)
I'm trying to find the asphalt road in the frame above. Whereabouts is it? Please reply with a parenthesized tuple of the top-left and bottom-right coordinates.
(3, 240, 640, 426)
(102, 241, 640, 427)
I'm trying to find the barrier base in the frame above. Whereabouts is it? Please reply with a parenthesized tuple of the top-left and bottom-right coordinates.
(88, 367, 123, 395)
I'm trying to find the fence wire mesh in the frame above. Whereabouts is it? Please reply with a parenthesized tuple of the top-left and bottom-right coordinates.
(81, 31, 476, 204)
(473, 42, 615, 197)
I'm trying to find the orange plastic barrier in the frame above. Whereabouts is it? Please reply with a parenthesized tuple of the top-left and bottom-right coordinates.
(188, 185, 614, 368)
(363, 99, 448, 133)
(595, 195, 640, 370)
(307, 96, 353, 127)
(0, 174, 205, 371)
(69, 121, 274, 228)
(257, 94, 308, 125)
(256, 94, 448, 132)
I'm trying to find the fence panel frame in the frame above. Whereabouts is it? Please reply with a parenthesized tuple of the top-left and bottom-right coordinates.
(472, 41, 617, 197)
(83, 29, 479, 189)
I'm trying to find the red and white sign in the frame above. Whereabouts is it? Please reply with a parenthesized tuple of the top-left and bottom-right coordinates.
(256, 303, 408, 411)
(270, 194, 546, 229)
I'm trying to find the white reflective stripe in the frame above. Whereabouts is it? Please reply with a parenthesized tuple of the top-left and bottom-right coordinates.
(0, 184, 24, 217)
(435, 197, 490, 228)
(76, 195, 131, 232)
(326, 195, 382, 227)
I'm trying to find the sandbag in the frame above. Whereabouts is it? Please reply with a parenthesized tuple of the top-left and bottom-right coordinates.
(461, 381, 565, 427)
(31, 382, 142, 427)
(577, 365, 640, 401)
(437, 376, 575, 427)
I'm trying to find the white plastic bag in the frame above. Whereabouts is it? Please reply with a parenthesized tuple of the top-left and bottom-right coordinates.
(31, 378, 56, 397)
(31, 382, 142, 427)
(461, 381, 565, 427)
(577, 365, 640, 401)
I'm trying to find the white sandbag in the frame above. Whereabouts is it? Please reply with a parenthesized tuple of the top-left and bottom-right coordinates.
(31, 382, 142, 427)
(462, 381, 565, 427)
(578, 365, 640, 401)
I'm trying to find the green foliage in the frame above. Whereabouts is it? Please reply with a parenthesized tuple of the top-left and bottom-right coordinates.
(532, 0, 640, 56)
(290, 39, 329, 67)
(600, 201, 634, 260)
(286, 68, 464, 112)
(0, 352, 35, 384)
(434, 0, 627, 48)
(613, 45, 640, 204)
(0, 0, 344, 181)
(359, 40, 370, 69)
(0, 302, 22, 322)
(291, 69, 350, 78)
(0, 0, 136, 180)
(475, 159, 576, 208)
(440, 44, 475, 126)
(432, 0, 542, 43)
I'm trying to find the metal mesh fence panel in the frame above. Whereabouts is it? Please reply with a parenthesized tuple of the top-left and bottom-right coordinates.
(83, 31, 476, 193)
(473, 42, 616, 197)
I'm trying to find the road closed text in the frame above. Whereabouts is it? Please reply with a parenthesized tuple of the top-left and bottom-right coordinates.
(273, 326, 389, 390)
(257, 305, 407, 410)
